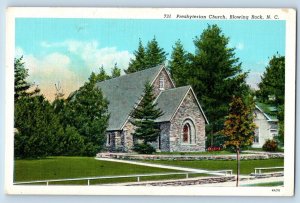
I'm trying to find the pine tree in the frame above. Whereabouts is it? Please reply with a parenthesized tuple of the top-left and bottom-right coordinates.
(14, 95, 63, 158)
(125, 37, 167, 74)
(111, 63, 121, 78)
(256, 54, 285, 146)
(169, 39, 189, 87)
(125, 39, 147, 74)
(65, 82, 110, 156)
(145, 36, 167, 68)
(14, 56, 40, 100)
(220, 96, 256, 186)
(189, 24, 249, 146)
(130, 82, 163, 154)
(257, 54, 285, 106)
(88, 65, 110, 85)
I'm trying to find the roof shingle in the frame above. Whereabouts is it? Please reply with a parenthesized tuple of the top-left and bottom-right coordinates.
(96, 65, 163, 130)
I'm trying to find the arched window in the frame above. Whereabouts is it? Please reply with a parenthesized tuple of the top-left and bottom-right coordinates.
(183, 123, 190, 143)
(182, 119, 196, 144)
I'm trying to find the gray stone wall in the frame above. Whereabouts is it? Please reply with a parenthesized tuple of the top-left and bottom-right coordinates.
(97, 152, 284, 160)
(169, 90, 206, 152)
(159, 122, 171, 152)
(106, 131, 124, 152)
(122, 121, 135, 152)
(152, 68, 174, 97)
(124, 176, 235, 186)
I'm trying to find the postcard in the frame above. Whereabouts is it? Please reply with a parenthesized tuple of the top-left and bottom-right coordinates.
(5, 7, 296, 196)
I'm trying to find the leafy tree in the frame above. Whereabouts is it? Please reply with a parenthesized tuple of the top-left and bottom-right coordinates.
(169, 39, 189, 87)
(145, 36, 167, 68)
(220, 96, 256, 186)
(189, 24, 249, 146)
(111, 63, 121, 78)
(130, 82, 163, 154)
(125, 39, 147, 74)
(14, 95, 63, 158)
(257, 55, 285, 106)
(65, 82, 110, 156)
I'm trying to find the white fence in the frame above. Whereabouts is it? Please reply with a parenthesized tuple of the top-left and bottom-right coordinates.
(254, 166, 284, 175)
(14, 170, 233, 186)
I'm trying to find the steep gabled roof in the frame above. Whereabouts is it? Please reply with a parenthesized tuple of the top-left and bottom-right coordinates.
(96, 65, 164, 131)
(255, 102, 278, 121)
(155, 86, 209, 124)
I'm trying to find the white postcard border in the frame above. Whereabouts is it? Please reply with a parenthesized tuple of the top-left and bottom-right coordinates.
(5, 7, 296, 196)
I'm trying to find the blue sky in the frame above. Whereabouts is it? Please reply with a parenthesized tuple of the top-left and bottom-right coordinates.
(15, 18, 286, 100)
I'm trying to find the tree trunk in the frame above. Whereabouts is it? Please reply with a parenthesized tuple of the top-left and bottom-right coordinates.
(236, 147, 240, 187)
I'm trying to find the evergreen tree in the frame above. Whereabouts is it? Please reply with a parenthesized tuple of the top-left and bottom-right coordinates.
(130, 82, 163, 154)
(145, 36, 167, 68)
(125, 37, 167, 74)
(169, 39, 189, 87)
(189, 24, 249, 146)
(88, 65, 110, 85)
(14, 95, 63, 158)
(257, 55, 285, 106)
(65, 82, 110, 156)
(111, 63, 121, 78)
(256, 54, 285, 146)
(220, 96, 256, 186)
(125, 39, 147, 74)
(14, 56, 40, 100)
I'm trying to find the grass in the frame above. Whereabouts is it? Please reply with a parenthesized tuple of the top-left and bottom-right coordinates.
(245, 147, 284, 153)
(142, 158, 284, 175)
(14, 156, 179, 184)
(155, 150, 235, 155)
(243, 181, 284, 187)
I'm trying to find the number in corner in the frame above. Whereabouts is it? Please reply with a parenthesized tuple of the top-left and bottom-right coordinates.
(164, 14, 171, 18)
(272, 188, 280, 192)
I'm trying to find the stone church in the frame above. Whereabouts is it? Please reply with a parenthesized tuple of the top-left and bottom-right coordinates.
(96, 65, 208, 152)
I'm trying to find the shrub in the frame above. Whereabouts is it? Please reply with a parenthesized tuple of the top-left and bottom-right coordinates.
(262, 139, 278, 152)
(133, 143, 156, 154)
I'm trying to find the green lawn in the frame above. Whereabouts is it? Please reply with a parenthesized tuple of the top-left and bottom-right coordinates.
(142, 158, 284, 175)
(243, 181, 284, 187)
(14, 156, 179, 184)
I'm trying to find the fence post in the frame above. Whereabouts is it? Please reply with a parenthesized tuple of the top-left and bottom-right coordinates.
(46, 181, 49, 186)
(88, 179, 90, 186)
(186, 173, 189, 179)
(137, 176, 140, 182)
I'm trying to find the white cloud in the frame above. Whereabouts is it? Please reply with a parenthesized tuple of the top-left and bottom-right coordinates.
(15, 47, 25, 58)
(21, 51, 84, 101)
(236, 42, 244, 50)
(40, 40, 133, 74)
(17, 40, 133, 100)
(246, 72, 262, 90)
